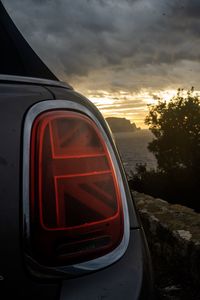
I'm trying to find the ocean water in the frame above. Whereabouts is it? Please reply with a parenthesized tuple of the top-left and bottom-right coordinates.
(113, 130, 157, 176)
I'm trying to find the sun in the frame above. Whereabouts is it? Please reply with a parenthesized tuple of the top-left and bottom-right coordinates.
(148, 90, 177, 105)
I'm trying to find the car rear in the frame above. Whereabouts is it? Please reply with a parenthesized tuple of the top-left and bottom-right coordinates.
(0, 76, 153, 299)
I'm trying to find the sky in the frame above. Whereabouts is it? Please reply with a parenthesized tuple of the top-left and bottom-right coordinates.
(3, 0, 200, 128)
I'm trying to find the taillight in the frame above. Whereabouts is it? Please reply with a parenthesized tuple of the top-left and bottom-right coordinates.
(23, 101, 130, 276)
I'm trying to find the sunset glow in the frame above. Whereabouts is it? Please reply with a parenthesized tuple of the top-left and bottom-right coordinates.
(75, 88, 179, 129)
(6, 0, 200, 130)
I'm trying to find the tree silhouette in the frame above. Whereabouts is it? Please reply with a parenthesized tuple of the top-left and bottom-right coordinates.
(130, 88, 200, 211)
(145, 87, 200, 175)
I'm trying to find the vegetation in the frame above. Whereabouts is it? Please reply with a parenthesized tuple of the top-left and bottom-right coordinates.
(129, 88, 200, 211)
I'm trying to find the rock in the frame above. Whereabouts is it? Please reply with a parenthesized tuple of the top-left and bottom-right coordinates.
(106, 117, 139, 133)
(175, 230, 192, 241)
(132, 191, 200, 295)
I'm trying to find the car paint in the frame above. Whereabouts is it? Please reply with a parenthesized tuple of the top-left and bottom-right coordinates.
(0, 77, 153, 299)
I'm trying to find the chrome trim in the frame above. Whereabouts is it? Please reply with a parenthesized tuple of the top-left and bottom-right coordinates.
(0, 74, 72, 89)
(23, 100, 130, 276)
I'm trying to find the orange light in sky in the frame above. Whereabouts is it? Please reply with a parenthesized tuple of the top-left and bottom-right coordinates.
(85, 89, 178, 128)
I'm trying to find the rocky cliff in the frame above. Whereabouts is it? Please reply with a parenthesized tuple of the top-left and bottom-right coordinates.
(106, 117, 139, 133)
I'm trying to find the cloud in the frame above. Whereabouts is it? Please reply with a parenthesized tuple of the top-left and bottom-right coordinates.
(2, 0, 200, 93)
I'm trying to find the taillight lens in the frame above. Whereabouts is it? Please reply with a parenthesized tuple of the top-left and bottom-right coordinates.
(30, 110, 124, 266)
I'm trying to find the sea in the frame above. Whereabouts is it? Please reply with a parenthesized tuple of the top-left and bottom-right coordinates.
(113, 130, 157, 177)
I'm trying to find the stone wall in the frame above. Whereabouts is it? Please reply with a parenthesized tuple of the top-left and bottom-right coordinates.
(133, 191, 200, 299)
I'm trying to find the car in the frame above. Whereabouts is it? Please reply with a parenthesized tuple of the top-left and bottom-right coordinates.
(0, 2, 153, 299)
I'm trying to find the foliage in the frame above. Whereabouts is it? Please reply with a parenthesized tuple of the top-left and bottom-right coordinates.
(130, 88, 200, 211)
(145, 87, 200, 173)
(129, 163, 199, 210)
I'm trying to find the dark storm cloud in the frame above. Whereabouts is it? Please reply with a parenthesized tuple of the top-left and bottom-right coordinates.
(2, 0, 200, 90)
(173, 0, 200, 19)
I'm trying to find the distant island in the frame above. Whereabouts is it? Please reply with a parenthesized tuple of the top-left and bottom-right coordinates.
(106, 117, 140, 133)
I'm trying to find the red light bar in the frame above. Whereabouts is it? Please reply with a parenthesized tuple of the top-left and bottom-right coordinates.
(30, 111, 124, 266)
